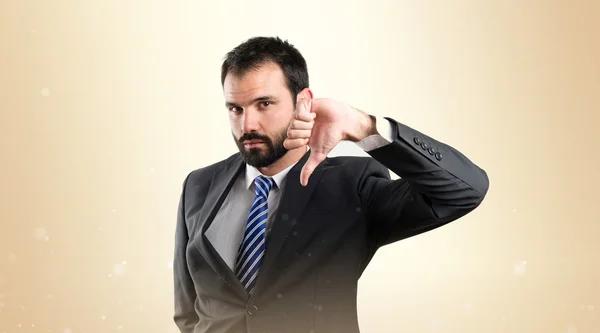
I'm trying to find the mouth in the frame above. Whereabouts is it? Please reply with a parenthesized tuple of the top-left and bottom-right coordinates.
(243, 140, 265, 148)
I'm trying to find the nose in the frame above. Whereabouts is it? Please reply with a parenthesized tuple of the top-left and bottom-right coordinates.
(241, 109, 260, 133)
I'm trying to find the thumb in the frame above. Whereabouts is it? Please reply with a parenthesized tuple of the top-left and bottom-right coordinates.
(300, 150, 326, 186)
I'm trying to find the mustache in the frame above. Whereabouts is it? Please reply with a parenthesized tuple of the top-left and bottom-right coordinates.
(239, 132, 272, 144)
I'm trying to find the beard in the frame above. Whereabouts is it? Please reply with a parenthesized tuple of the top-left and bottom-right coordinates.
(233, 127, 289, 168)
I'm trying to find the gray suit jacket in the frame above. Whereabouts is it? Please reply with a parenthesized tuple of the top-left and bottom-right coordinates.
(173, 117, 489, 333)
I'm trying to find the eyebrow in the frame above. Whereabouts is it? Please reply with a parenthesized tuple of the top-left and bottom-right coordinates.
(225, 95, 276, 108)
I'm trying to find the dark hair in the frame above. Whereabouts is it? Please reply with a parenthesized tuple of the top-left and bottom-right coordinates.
(220, 36, 309, 102)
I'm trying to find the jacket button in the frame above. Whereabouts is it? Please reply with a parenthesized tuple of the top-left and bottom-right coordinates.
(435, 152, 443, 161)
(414, 137, 422, 145)
(247, 304, 259, 316)
(428, 147, 435, 155)
(420, 142, 429, 150)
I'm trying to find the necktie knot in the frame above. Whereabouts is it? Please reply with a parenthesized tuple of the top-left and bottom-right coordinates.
(254, 175, 274, 199)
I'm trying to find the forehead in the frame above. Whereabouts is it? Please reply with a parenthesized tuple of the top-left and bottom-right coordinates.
(223, 62, 288, 103)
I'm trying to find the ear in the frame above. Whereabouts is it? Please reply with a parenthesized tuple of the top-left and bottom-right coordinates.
(296, 88, 313, 102)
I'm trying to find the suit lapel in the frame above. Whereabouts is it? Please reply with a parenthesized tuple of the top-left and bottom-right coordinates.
(251, 151, 326, 299)
(193, 155, 248, 300)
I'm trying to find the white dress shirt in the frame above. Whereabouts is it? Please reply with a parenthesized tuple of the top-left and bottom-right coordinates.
(205, 116, 395, 272)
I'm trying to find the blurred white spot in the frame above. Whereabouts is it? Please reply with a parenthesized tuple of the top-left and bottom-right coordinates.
(33, 29, 36, 33)
(113, 263, 126, 277)
(41, 88, 50, 97)
(8, 253, 17, 261)
(18, 324, 21, 328)
(149, 168, 155, 174)
(32, 324, 35, 327)
(567, 325, 578, 333)
(117, 325, 123, 330)
(588, 305, 595, 311)
(97, 227, 101, 231)
(112, 209, 116, 213)
(167, 261, 173, 269)
(122, 260, 127, 265)
(48, 294, 53, 298)
(0, 301, 4, 308)
(101, 315, 106, 320)
(63, 329, 72, 333)
(514, 260, 527, 276)
(34, 228, 47, 240)
(45, 235, 50, 241)
(108, 274, 113, 278)
(512, 208, 517, 213)
(139, 303, 144, 310)
(276, 293, 283, 299)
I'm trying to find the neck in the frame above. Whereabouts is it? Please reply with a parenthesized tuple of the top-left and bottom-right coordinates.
(257, 146, 307, 176)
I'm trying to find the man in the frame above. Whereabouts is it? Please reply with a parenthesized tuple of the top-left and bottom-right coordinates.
(173, 36, 489, 333)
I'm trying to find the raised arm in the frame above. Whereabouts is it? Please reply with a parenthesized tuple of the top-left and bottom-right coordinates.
(357, 117, 489, 246)
(283, 97, 489, 246)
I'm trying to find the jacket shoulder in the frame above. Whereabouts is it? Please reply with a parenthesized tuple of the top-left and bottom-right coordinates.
(323, 155, 391, 180)
(183, 153, 241, 187)
(324, 155, 383, 171)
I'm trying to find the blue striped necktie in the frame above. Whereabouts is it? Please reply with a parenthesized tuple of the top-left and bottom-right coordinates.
(235, 175, 274, 294)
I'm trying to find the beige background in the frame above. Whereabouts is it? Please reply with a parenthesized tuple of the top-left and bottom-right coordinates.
(1, 0, 599, 332)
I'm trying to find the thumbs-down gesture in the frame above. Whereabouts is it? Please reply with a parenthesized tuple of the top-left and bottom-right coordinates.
(284, 98, 378, 186)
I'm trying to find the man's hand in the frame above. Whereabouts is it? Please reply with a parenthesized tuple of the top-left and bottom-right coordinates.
(284, 98, 378, 186)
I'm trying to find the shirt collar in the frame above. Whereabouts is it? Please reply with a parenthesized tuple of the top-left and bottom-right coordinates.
(245, 162, 296, 190)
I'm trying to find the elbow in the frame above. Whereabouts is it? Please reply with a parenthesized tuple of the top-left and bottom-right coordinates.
(436, 168, 490, 219)
(459, 167, 490, 214)
(472, 167, 490, 208)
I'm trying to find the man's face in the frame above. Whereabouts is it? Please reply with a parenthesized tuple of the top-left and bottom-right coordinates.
(223, 62, 295, 168)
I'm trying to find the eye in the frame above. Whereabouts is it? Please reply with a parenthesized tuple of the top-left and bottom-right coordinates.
(259, 101, 272, 108)
(229, 106, 243, 113)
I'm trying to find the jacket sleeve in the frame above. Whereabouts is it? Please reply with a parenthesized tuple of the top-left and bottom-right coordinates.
(357, 117, 490, 247)
(173, 172, 199, 333)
